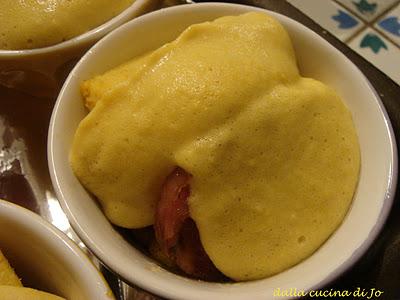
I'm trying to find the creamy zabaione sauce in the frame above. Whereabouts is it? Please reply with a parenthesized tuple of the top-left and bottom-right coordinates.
(0, 0, 134, 49)
(71, 13, 360, 281)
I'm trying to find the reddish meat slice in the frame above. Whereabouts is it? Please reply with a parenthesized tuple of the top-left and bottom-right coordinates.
(154, 167, 191, 256)
(176, 219, 224, 281)
(154, 167, 223, 280)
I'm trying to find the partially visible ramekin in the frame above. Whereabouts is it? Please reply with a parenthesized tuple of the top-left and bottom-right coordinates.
(0, 200, 114, 300)
(48, 3, 397, 300)
(0, 0, 160, 97)
(0, 0, 159, 59)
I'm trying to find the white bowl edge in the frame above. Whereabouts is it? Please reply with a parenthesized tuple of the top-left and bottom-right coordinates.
(0, 200, 114, 300)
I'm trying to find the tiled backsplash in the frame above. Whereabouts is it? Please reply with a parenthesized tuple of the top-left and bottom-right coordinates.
(288, 0, 400, 85)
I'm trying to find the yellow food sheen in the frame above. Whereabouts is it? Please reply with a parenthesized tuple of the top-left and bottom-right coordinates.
(0, 0, 134, 50)
(0, 250, 22, 286)
(71, 12, 360, 280)
(0, 286, 65, 300)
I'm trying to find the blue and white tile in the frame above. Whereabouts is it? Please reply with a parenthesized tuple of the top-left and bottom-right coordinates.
(288, 0, 364, 41)
(336, 0, 398, 22)
(375, 3, 400, 46)
(349, 28, 400, 84)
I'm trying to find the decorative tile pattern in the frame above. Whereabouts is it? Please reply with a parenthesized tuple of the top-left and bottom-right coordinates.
(360, 31, 388, 52)
(376, 3, 400, 46)
(336, 0, 398, 21)
(287, 0, 363, 41)
(288, 0, 400, 85)
(349, 28, 400, 82)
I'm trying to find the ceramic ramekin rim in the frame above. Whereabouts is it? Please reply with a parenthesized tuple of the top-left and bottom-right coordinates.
(0, 199, 115, 299)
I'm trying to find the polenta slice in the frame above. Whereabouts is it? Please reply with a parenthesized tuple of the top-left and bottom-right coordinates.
(0, 249, 21, 286)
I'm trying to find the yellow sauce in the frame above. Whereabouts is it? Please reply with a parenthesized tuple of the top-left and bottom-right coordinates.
(71, 12, 360, 280)
(0, 249, 21, 287)
(0, 0, 134, 50)
(0, 286, 65, 300)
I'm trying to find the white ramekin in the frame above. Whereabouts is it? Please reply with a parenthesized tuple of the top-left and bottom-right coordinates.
(0, 200, 114, 300)
(0, 0, 160, 97)
(0, 0, 159, 59)
(48, 3, 397, 300)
